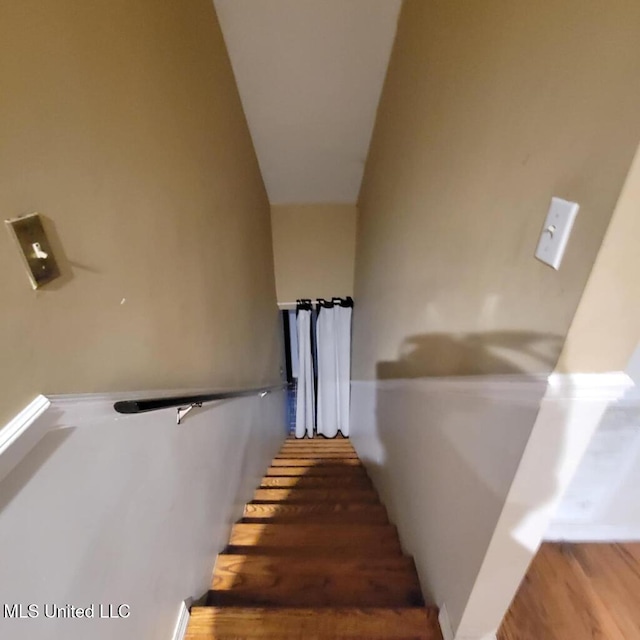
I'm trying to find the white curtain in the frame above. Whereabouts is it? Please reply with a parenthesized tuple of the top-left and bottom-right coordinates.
(295, 308, 315, 438)
(317, 301, 352, 438)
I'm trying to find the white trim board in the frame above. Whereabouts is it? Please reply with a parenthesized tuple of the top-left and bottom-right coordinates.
(438, 604, 455, 640)
(0, 395, 51, 484)
(352, 371, 632, 402)
(171, 599, 191, 640)
(0, 394, 50, 454)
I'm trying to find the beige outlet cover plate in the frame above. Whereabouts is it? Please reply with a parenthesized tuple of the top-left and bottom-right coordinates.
(5, 213, 61, 289)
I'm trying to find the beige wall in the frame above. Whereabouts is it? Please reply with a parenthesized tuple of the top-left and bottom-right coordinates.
(352, 0, 640, 380)
(556, 142, 640, 373)
(270, 204, 356, 303)
(0, 0, 280, 425)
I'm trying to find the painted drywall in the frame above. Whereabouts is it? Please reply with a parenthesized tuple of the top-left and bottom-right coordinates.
(350, 1, 640, 637)
(270, 204, 357, 303)
(0, 392, 286, 640)
(213, 0, 401, 203)
(352, 0, 640, 381)
(556, 144, 640, 373)
(351, 374, 632, 638)
(456, 148, 640, 635)
(547, 345, 640, 541)
(350, 376, 545, 635)
(0, 0, 280, 427)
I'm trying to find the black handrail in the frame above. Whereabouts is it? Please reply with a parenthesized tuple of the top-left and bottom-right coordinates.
(114, 383, 287, 415)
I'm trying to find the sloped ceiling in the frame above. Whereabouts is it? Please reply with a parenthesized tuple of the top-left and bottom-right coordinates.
(213, 0, 402, 204)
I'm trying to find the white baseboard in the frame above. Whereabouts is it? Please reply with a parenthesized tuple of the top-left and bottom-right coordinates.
(545, 523, 640, 542)
(171, 599, 191, 640)
(438, 604, 454, 640)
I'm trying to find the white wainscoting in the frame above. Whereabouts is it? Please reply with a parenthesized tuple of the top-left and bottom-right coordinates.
(0, 388, 286, 640)
(546, 385, 640, 542)
(350, 373, 632, 640)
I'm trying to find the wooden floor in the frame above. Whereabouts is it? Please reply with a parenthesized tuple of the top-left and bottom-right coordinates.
(499, 542, 640, 640)
(186, 436, 443, 639)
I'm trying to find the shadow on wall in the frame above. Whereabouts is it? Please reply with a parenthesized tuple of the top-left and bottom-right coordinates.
(351, 330, 572, 636)
(0, 417, 76, 516)
(377, 330, 564, 379)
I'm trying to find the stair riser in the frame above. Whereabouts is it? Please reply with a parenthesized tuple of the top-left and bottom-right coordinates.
(277, 451, 357, 457)
(208, 583, 423, 607)
(240, 515, 389, 525)
(223, 545, 403, 557)
(213, 555, 416, 575)
(228, 535, 399, 550)
(285, 437, 350, 442)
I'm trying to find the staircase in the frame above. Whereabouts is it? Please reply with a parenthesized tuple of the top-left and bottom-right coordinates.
(185, 436, 443, 639)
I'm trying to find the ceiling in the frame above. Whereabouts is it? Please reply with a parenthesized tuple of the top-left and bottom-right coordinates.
(213, 0, 402, 205)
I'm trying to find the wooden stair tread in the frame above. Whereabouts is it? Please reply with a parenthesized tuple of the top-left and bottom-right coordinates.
(209, 554, 423, 607)
(223, 545, 402, 557)
(260, 476, 371, 488)
(182, 436, 444, 640)
(275, 451, 358, 460)
(186, 606, 441, 639)
(265, 466, 368, 476)
(230, 522, 395, 538)
(213, 554, 416, 576)
(271, 458, 362, 466)
(280, 441, 354, 446)
(277, 452, 357, 457)
(279, 446, 355, 452)
(229, 523, 399, 550)
(243, 502, 388, 523)
(279, 446, 355, 450)
(279, 448, 356, 451)
(285, 436, 350, 441)
(253, 488, 379, 502)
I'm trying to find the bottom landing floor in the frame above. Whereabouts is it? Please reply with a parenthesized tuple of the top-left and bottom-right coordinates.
(499, 542, 640, 639)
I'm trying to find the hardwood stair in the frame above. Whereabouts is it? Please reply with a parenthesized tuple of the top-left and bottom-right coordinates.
(185, 436, 443, 639)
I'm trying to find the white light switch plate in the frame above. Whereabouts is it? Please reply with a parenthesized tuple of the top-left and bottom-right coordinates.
(535, 197, 579, 270)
